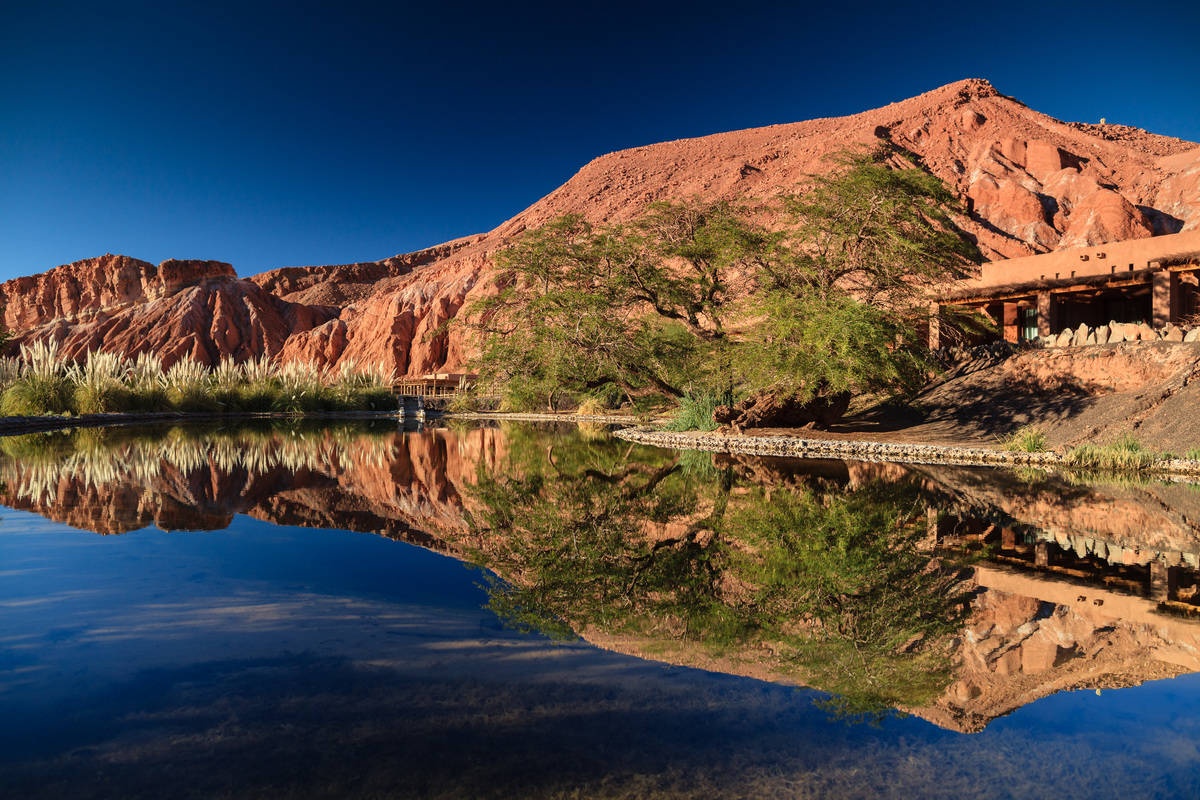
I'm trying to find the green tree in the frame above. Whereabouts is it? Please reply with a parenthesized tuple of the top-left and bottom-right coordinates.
(467, 203, 765, 410)
(467, 146, 980, 424)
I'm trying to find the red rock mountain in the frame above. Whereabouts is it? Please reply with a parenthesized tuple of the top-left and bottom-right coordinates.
(8, 79, 1199, 372)
(0, 254, 335, 365)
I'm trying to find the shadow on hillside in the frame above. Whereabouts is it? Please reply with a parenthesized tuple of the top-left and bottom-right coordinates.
(840, 373, 1098, 440)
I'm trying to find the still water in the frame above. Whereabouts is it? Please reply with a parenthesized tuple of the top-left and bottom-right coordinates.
(1, 420, 1198, 798)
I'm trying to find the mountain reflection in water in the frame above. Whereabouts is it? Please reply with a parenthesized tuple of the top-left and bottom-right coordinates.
(2, 420, 1200, 798)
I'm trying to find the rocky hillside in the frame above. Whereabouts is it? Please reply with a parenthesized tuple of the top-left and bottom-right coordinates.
(0, 254, 336, 366)
(8, 79, 1200, 373)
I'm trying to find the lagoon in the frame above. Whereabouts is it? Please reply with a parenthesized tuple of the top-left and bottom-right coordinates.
(1, 420, 1198, 798)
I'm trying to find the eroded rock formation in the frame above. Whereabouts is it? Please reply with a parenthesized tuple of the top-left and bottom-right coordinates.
(0, 255, 337, 365)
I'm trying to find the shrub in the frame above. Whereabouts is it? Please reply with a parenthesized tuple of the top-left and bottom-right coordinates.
(665, 391, 730, 432)
(125, 385, 170, 412)
(73, 382, 133, 414)
(0, 346, 402, 416)
(1, 375, 75, 416)
(447, 393, 480, 413)
(1000, 426, 1047, 452)
(575, 396, 609, 416)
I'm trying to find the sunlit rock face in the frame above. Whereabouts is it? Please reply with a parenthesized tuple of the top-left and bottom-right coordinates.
(0, 255, 234, 331)
(6, 80, 1199, 375)
(0, 255, 337, 366)
(4, 420, 1200, 732)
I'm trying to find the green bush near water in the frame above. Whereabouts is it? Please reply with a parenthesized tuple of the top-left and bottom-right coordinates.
(665, 391, 732, 432)
(1065, 434, 1159, 471)
(1000, 426, 1047, 453)
(0, 375, 75, 416)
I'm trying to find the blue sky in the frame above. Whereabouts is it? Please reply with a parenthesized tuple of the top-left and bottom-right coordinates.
(2, 0, 1198, 282)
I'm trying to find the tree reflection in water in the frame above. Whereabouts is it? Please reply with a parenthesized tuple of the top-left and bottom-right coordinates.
(463, 425, 977, 719)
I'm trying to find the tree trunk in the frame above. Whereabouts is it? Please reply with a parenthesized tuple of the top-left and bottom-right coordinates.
(714, 389, 851, 431)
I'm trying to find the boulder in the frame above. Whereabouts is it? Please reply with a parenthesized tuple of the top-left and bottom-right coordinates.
(1094, 324, 1110, 345)
(1072, 324, 1090, 347)
(1137, 323, 1158, 341)
(1164, 325, 1185, 342)
(1186, 328, 1200, 343)
(1055, 329, 1073, 347)
(1056, 187, 1156, 249)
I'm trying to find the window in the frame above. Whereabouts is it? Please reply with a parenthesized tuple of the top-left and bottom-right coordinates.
(1021, 307, 1039, 341)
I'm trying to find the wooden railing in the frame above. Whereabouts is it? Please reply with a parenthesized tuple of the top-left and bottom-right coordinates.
(392, 378, 501, 399)
(392, 381, 461, 398)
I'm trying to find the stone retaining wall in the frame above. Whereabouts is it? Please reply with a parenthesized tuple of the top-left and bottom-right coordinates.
(613, 427, 1200, 477)
(1041, 321, 1199, 348)
(443, 411, 642, 425)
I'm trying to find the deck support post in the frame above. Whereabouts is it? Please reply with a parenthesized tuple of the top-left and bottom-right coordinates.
(1150, 560, 1178, 603)
(1152, 270, 1178, 328)
(1037, 291, 1056, 338)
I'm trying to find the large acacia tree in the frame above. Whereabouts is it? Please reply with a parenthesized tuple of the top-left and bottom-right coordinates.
(466, 146, 979, 424)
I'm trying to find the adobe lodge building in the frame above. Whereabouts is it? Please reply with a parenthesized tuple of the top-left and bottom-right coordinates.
(932, 229, 1200, 348)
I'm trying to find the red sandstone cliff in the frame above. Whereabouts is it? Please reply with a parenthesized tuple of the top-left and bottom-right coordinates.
(6, 79, 1199, 371)
(0, 254, 336, 365)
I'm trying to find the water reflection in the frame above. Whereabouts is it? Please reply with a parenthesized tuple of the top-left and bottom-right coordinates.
(3, 419, 1200, 740)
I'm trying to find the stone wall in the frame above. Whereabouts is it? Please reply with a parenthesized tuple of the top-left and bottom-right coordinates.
(1039, 320, 1200, 348)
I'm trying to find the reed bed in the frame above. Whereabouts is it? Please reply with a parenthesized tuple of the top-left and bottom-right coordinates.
(0, 343, 397, 416)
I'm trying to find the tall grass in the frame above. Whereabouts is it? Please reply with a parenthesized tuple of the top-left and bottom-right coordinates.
(1064, 434, 1159, 471)
(0, 346, 398, 416)
(1000, 426, 1047, 453)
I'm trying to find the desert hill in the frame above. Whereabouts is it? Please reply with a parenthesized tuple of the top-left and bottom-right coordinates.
(5, 78, 1199, 373)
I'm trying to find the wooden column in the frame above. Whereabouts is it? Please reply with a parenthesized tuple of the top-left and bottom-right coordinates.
(1152, 270, 1176, 328)
(1001, 527, 1017, 549)
(1034, 541, 1050, 568)
(1037, 291, 1056, 337)
(928, 302, 941, 350)
(1002, 302, 1020, 343)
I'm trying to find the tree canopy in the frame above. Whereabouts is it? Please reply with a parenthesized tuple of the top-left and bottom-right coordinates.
(465, 146, 980, 423)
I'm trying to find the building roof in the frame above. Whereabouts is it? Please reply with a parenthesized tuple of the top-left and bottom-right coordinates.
(940, 229, 1200, 304)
